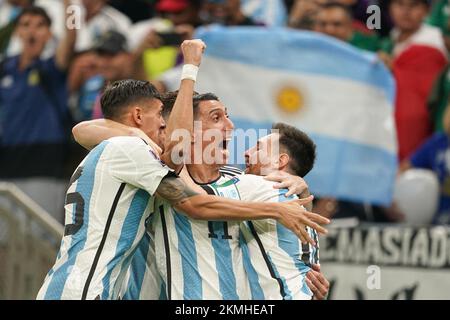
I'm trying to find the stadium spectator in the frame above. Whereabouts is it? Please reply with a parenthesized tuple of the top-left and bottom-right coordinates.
(0, 2, 76, 222)
(379, 0, 447, 161)
(124, 0, 206, 83)
(427, 64, 450, 132)
(2, 0, 74, 58)
(129, 18, 194, 82)
(426, 0, 450, 51)
(331, 0, 392, 35)
(426, 0, 450, 132)
(201, 0, 262, 26)
(288, 0, 322, 30)
(157, 0, 203, 27)
(0, 0, 31, 28)
(400, 102, 450, 225)
(71, 0, 132, 52)
(313, 2, 381, 52)
(0, 0, 32, 58)
(69, 30, 135, 121)
(109, 0, 156, 23)
(288, 0, 392, 35)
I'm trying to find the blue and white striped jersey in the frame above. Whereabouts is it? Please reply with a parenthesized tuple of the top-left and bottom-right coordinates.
(221, 174, 319, 300)
(119, 166, 246, 300)
(36, 136, 170, 300)
(152, 169, 251, 300)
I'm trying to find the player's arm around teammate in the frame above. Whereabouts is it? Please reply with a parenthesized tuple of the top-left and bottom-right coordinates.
(154, 173, 329, 245)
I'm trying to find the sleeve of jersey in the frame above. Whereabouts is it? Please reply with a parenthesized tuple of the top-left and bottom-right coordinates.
(108, 139, 172, 195)
(235, 174, 298, 203)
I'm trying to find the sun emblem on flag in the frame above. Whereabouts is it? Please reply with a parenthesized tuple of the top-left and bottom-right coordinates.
(276, 86, 304, 113)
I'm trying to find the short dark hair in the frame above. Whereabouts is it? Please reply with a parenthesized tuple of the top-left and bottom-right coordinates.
(193, 92, 219, 112)
(15, 6, 52, 27)
(161, 91, 219, 120)
(319, 2, 353, 19)
(272, 122, 316, 177)
(100, 79, 161, 120)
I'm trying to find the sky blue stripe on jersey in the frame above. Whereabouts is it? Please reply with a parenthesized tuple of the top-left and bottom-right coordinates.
(239, 229, 264, 299)
(301, 279, 313, 296)
(173, 211, 202, 299)
(276, 190, 311, 275)
(101, 189, 150, 299)
(267, 254, 292, 300)
(44, 141, 108, 299)
(47, 244, 63, 278)
(276, 190, 312, 297)
(122, 231, 152, 300)
(209, 222, 239, 300)
(113, 244, 141, 299)
(159, 281, 167, 300)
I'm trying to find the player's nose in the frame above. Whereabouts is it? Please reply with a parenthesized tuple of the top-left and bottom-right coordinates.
(225, 117, 234, 130)
(244, 149, 250, 160)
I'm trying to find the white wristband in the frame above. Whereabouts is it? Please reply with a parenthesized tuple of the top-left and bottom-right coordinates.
(181, 64, 199, 82)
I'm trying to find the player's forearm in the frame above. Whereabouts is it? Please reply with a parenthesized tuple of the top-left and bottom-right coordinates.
(161, 79, 195, 171)
(161, 40, 205, 170)
(176, 194, 281, 221)
(72, 119, 145, 150)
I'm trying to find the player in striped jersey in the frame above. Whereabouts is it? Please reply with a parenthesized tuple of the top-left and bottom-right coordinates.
(236, 122, 323, 299)
(37, 39, 209, 300)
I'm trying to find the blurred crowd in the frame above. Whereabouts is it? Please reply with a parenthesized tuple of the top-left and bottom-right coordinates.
(1, 0, 450, 225)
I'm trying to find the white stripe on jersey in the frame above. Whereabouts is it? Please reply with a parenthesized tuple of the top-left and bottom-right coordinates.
(37, 137, 170, 300)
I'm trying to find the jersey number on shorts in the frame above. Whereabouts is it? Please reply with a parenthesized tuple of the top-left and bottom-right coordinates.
(64, 167, 85, 236)
(208, 221, 232, 240)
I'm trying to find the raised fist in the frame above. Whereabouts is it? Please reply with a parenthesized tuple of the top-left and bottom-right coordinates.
(181, 39, 206, 66)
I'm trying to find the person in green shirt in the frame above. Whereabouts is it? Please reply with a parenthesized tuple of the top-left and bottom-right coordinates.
(426, 0, 450, 41)
(313, 2, 380, 52)
(425, 0, 450, 132)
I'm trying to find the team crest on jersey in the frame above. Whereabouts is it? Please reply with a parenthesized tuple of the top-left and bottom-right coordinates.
(215, 183, 240, 200)
(230, 176, 240, 184)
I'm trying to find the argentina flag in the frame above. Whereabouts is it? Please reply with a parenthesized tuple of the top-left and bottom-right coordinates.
(195, 26, 397, 206)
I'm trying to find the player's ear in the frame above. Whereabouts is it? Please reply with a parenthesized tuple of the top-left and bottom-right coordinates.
(278, 153, 290, 171)
(132, 107, 143, 126)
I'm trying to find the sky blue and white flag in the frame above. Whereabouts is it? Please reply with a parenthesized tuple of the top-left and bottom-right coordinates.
(195, 26, 397, 206)
(240, 0, 287, 27)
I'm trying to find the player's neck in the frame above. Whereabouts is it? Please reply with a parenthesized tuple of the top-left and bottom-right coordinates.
(186, 163, 221, 185)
